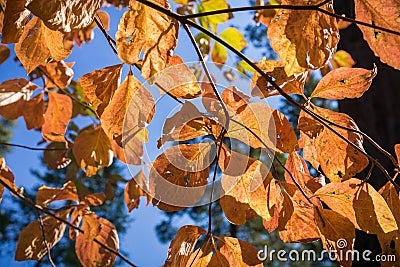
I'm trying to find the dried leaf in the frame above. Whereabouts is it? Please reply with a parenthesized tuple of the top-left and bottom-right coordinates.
(273, 109, 298, 153)
(79, 64, 123, 116)
(43, 142, 70, 170)
(42, 91, 72, 142)
(15, 209, 70, 261)
(315, 178, 398, 234)
(187, 240, 213, 267)
(36, 181, 78, 207)
(164, 225, 206, 266)
(0, 78, 38, 107)
(217, 236, 263, 267)
(101, 73, 154, 144)
(23, 92, 45, 130)
(2, 0, 30, 43)
(284, 151, 314, 188)
(40, 61, 75, 89)
(124, 170, 150, 212)
(0, 158, 15, 203)
(268, 0, 339, 76)
(311, 66, 377, 99)
(84, 193, 106, 207)
(0, 44, 10, 65)
(298, 107, 369, 181)
(27, 0, 102, 33)
(221, 86, 250, 114)
(116, 1, 178, 79)
(76, 216, 119, 267)
(72, 125, 113, 176)
(354, 0, 400, 70)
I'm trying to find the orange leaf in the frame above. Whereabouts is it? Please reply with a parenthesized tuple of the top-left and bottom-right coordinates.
(164, 225, 206, 266)
(23, 92, 45, 130)
(0, 158, 15, 203)
(354, 0, 400, 70)
(43, 142, 70, 170)
(73, 125, 113, 176)
(0, 78, 38, 107)
(1, 0, 30, 43)
(217, 236, 263, 267)
(75, 216, 119, 267)
(395, 144, 400, 164)
(284, 151, 315, 188)
(272, 109, 298, 153)
(311, 66, 377, 100)
(40, 61, 75, 89)
(79, 64, 123, 116)
(101, 73, 154, 144)
(268, 0, 339, 76)
(116, 1, 178, 80)
(27, 0, 102, 33)
(221, 86, 250, 114)
(315, 178, 398, 234)
(36, 180, 78, 207)
(81, 213, 101, 241)
(42, 91, 72, 142)
(84, 193, 106, 206)
(124, 170, 150, 212)
(149, 143, 213, 211)
(15, 209, 71, 261)
(298, 107, 369, 181)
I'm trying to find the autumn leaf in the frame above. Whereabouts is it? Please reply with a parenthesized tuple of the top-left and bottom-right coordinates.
(354, 0, 400, 70)
(43, 142, 70, 170)
(124, 170, 150, 212)
(311, 66, 377, 100)
(76, 216, 119, 267)
(315, 178, 398, 234)
(197, 0, 230, 32)
(40, 61, 75, 89)
(0, 158, 15, 203)
(83, 193, 107, 207)
(116, 1, 178, 79)
(272, 109, 298, 153)
(315, 207, 355, 267)
(395, 144, 400, 164)
(101, 73, 154, 144)
(42, 91, 72, 143)
(157, 101, 213, 148)
(155, 55, 201, 99)
(27, 0, 102, 33)
(298, 107, 369, 181)
(36, 181, 78, 207)
(0, 44, 10, 65)
(278, 182, 320, 242)
(211, 27, 247, 65)
(268, 0, 339, 76)
(15, 209, 71, 261)
(0, 78, 38, 107)
(251, 59, 306, 98)
(217, 236, 263, 267)
(1, 0, 30, 43)
(164, 225, 206, 266)
(72, 125, 113, 176)
(221, 86, 250, 114)
(330, 50, 356, 69)
(149, 143, 214, 211)
(284, 151, 315, 188)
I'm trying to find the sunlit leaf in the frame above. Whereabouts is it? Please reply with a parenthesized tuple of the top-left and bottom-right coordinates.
(0, 78, 38, 107)
(268, 0, 339, 76)
(330, 50, 356, 69)
(1, 0, 30, 43)
(311, 66, 377, 100)
(40, 61, 75, 89)
(315, 178, 398, 234)
(211, 27, 247, 65)
(217, 236, 263, 267)
(43, 142, 70, 170)
(0, 158, 15, 204)
(36, 181, 78, 207)
(124, 170, 150, 212)
(197, 0, 230, 32)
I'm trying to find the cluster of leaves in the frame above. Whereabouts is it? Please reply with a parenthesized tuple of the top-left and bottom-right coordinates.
(0, 0, 399, 266)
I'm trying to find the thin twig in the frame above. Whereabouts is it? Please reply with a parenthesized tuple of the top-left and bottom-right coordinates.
(36, 210, 56, 267)
(0, 142, 67, 151)
(94, 17, 118, 54)
(0, 179, 137, 267)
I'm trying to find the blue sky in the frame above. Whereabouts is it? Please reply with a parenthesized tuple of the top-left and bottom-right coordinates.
(0, 2, 284, 266)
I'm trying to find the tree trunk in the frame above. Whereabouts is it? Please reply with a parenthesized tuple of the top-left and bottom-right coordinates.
(334, 1, 400, 266)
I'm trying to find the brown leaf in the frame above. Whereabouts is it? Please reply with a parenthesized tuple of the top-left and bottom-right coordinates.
(0, 78, 38, 107)
(221, 86, 250, 114)
(72, 125, 113, 176)
(164, 225, 206, 266)
(44, 26, 72, 61)
(81, 213, 101, 241)
(1, 0, 30, 43)
(298, 107, 369, 181)
(149, 143, 213, 211)
(284, 151, 314, 188)
(79, 64, 123, 116)
(113, 134, 144, 165)
(84, 193, 106, 207)
(315, 207, 355, 267)
(155, 55, 201, 99)
(76, 216, 119, 267)
(220, 148, 275, 224)
(42, 91, 72, 142)
(124, 170, 150, 212)
(0, 0, 4, 34)
(43, 142, 70, 170)
(101, 73, 154, 144)
(36, 180, 78, 207)
(23, 92, 45, 130)
(116, 1, 178, 79)
(278, 182, 320, 242)
(27, 0, 102, 33)
(187, 240, 213, 267)
(311, 66, 377, 100)
(0, 44, 10, 65)
(251, 59, 306, 98)
(0, 158, 15, 203)
(262, 179, 283, 232)
(157, 101, 212, 148)
(273, 109, 298, 153)
(315, 178, 398, 234)
(395, 144, 400, 164)
(354, 0, 400, 70)
(15, 209, 70, 261)
(40, 61, 75, 89)
(268, 0, 339, 76)
(217, 236, 263, 267)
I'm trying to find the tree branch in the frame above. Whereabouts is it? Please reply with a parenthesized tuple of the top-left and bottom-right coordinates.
(36, 210, 56, 267)
(0, 142, 67, 151)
